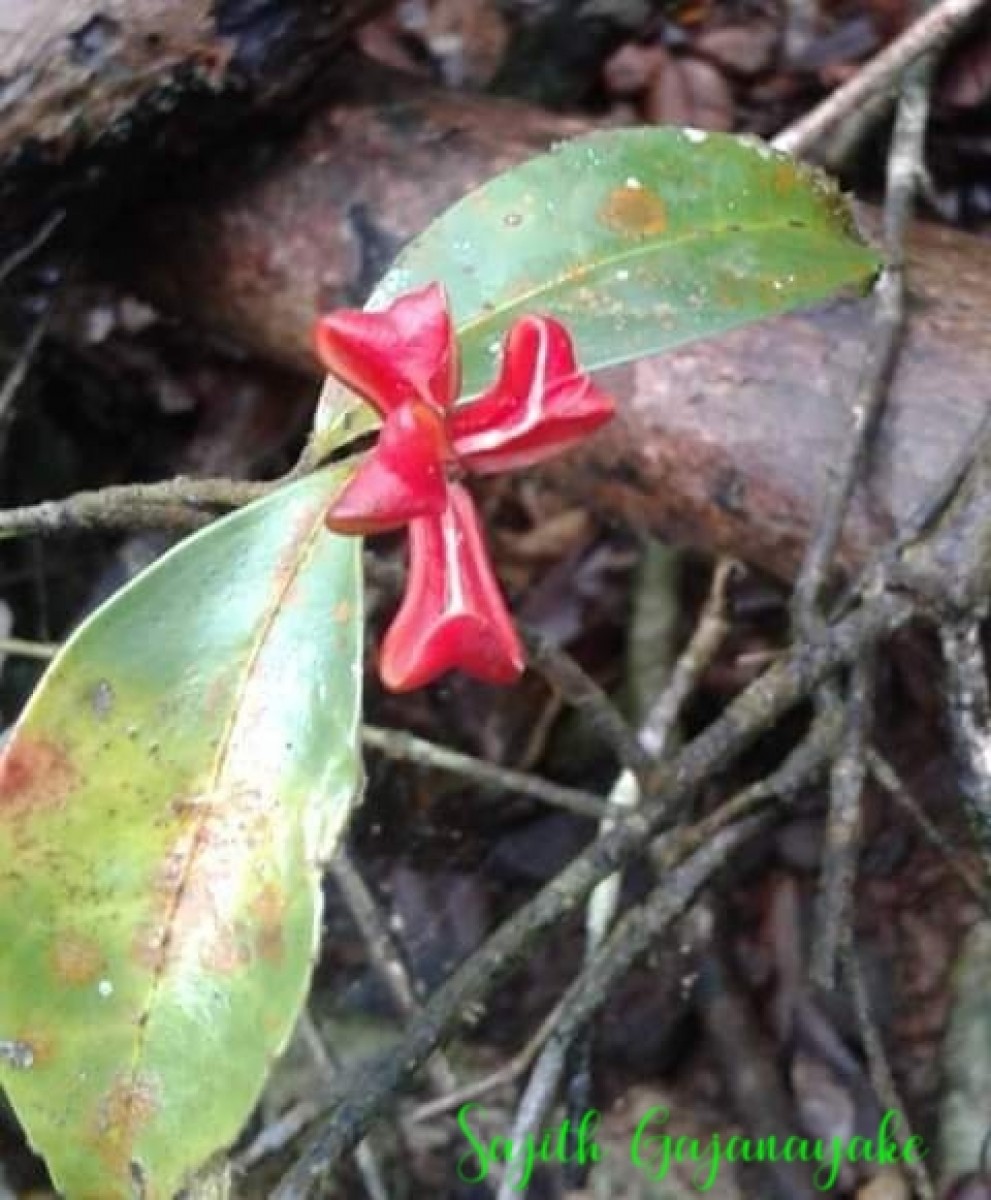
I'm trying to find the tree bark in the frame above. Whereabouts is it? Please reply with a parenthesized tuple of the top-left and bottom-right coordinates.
(0, 0, 388, 247)
(127, 74, 991, 584)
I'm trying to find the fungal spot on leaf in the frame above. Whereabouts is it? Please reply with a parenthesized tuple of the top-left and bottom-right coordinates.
(0, 1038, 35, 1070)
(51, 930, 105, 987)
(773, 162, 798, 196)
(0, 737, 76, 817)
(90, 1071, 160, 1175)
(251, 882, 288, 964)
(599, 185, 668, 237)
(145, 787, 279, 976)
(199, 929, 252, 974)
(90, 679, 114, 719)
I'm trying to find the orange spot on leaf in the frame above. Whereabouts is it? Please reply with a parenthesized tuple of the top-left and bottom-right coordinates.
(251, 882, 288, 965)
(89, 1071, 160, 1177)
(0, 737, 76, 818)
(199, 930, 253, 974)
(773, 162, 797, 195)
(51, 931, 105, 987)
(599, 185, 668, 237)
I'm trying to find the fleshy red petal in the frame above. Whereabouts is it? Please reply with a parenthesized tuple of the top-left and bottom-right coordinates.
(449, 315, 615, 474)
(324, 401, 449, 535)
(379, 484, 525, 691)
(314, 282, 459, 416)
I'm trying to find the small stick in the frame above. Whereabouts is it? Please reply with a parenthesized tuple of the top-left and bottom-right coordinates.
(0, 309, 52, 455)
(842, 936, 936, 1200)
(407, 1000, 566, 1124)
(0, 210, 64, 287)
(0, 477, 275, 538)
(793, 52, 933, 625)
(0, 636, 58, 661)
(522, 626, 652, 785)
(867, 747, 991, 908)
(939, 619, 991, 878)
(798, 49, 933, 992)
(361, 725, 606, 820)
(773, 0, 983, 157)
(558, 558, 734, 1174)
(297, 1014, 393, 1200)
(809, 658, 873, 990)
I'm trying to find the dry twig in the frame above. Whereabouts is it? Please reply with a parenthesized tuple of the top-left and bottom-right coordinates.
(842, 938, 936, 1200)
(773, 0, 984, 157)
(361, 725, 606, 820)
(940, 619, 991, 878)
(799, 48, 933, 991)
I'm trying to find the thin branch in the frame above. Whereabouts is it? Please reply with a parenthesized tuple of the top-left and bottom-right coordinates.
(0, 477, 275, 538)
(867, 747, 991, 908)
(0, 210, 65, 287)
(329, 851, 458, 1097)
(361, 725, 607, 820)
(842, 937, 936, 1200)
(237, 1098, 323, 1172)
(773, 0, 983, 157)
(794, 52, 933, 625)
(839, 406, 991, 618)
(407, 1000, 566, 1124)
(0, 309, 52, 455)
(795, 48, 933, 995)
(0, 636, 58, 661)
(521, 626, 652, 785)
(587, 559, 735, 953)
(297, 1014, 392, 1200)
(940, 619, 991, 878)
(810, 657, 873, 990)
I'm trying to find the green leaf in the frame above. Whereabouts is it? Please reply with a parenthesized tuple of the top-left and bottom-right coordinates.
(314, 126, 880, 446)
(0, 468, 363, 1200)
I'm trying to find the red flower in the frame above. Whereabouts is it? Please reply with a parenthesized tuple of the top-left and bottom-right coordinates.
(380, 484, 524, 691)
(315, 282, 614, 692)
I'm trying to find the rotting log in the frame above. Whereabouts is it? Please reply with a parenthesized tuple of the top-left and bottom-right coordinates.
(127, 75, 991, 584)
(0, 0, 388, 247)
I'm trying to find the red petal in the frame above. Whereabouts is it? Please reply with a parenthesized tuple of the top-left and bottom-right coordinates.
(449, 315, 615, 474)
(324, 401, 449, 535)
(314, 282, 459, 417)
(379, 484, 525, 691)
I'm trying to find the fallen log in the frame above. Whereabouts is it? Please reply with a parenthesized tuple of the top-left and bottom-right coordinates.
(0, 0, 388, 247)
(129, 74, 991, 584)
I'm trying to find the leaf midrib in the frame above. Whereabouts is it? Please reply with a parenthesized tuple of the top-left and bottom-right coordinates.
(120, 496, 328, 1159)
(448, 216, 872, 351)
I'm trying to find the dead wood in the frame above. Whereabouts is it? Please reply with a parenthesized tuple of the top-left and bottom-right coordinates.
(0, 0, 388, 246)
(127, 74, 991, 584)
